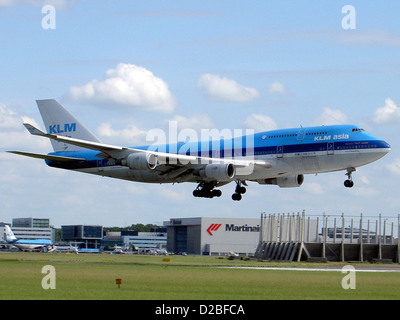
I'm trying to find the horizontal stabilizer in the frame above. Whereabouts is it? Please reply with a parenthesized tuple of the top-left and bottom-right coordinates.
(7, 151, 86, 162)
(23, 123, 124, 152)
(23, 123, 46, 136)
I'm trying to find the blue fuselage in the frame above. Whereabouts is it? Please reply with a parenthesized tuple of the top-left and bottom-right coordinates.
(45, 124, 390, 184)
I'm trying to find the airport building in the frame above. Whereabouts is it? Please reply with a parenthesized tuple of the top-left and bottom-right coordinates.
(164, 217, 260, 256)
(61, 225, 103, 249)
(10, 218, 55, 242)
(12, 218, 50, 229)
(0, 223, 11, 242)
(102, 229, 167, 250)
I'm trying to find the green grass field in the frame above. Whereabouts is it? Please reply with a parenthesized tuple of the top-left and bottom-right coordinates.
(0, 252, 399, 300)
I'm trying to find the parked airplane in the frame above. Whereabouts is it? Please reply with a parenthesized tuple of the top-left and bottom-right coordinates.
(8, 100, 390, 201)
(4, 225, 54, 251)
(52, 244, 78, 254)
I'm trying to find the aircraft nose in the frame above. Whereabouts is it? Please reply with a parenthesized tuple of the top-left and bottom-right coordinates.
(382, 140, 391, 152)
(377, 140, 391, 159)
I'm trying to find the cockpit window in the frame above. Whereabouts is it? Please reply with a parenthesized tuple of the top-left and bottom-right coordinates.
(352, 128, 365, 132)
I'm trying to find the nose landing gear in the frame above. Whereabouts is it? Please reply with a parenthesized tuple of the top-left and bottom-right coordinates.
(344, 168, 355, 188)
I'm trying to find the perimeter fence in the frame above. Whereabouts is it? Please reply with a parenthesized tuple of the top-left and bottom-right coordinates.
(255, 211, 400, 262)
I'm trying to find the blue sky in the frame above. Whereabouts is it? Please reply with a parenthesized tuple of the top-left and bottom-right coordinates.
(1, 1, 400, 227)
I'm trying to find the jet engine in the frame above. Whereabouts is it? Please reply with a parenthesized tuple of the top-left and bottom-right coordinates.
(257, 174, 304, 188)
(121, 153, 157, 170)
(201, 163, 236, 181)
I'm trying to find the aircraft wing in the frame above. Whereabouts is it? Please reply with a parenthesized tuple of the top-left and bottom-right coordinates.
(22, 123, 272, 169)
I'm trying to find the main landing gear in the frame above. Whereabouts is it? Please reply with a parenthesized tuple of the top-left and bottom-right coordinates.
(193, 180, 247, 201)
(232, 181, 246, 201)
(344, 168, 355, 188)
(193, 182, 222, 198)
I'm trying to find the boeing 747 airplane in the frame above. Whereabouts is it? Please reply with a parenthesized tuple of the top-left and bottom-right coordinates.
(4, 225, 53, 252)
(8, 100, 390, 201)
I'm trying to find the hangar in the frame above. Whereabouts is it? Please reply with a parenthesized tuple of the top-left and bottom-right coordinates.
(164, 217, 260, 256)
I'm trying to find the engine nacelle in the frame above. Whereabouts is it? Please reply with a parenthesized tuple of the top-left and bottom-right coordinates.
(202, 163, 236, 181)
(257, 174, 304, 188)
(122, 153, 157, 170)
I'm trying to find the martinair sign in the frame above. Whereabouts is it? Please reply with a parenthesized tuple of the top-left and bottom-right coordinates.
(207, 224, 222, 235)
(207, 223, 260, 236)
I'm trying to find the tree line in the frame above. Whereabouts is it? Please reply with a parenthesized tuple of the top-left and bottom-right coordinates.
(103, 223, 160, 233)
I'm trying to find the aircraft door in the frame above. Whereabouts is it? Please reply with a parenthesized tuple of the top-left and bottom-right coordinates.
(327, 142, 334, 155)
(277, 145, 283, 158)
(97, 159, 104, 172)
(297, 128, 307, 141)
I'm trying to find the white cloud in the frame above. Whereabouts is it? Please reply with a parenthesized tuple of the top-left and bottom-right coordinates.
(339, 30, 400, 47)
(68, 63, 176, 113)
(126, 184, 148, 196)
(387, 159, 400, 176)
(303, 182, 324, 194)
(0, 103, 48, 151)
(350, 187, 377, 197)
(373, 98, 400, 125)
(197, 73, 260, 102)
(312, 107, 348, 126)
(268, 81, 287, 95)
(360, 176, 370, 185)
(168, 114, 214, 132)
(96, 122, 147, 146)
(61, 194, 90, 206)
(0, 104, 22, 129)
(0, 0, 72, 9)
(244, 114, 278, 132)
(160, 187, 187, 202)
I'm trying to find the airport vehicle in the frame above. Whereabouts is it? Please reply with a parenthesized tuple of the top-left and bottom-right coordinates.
(4, 225, 54, 251)
(9, 100, 390, 200)
(111, 246, 125, 254)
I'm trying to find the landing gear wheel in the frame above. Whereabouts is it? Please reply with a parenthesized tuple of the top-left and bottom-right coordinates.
(344, 180, 354, 188)
(236, 186, 246, 194)
(193, 189, 202, 197)
(232, 193, 242, 201)
(211, 189, 222, 197)
(193, 182, 222, 198)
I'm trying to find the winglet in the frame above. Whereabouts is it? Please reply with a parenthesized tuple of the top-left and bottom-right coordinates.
(23, 123, 46, 136)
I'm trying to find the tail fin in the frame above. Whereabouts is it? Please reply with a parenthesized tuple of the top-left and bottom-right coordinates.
(36, 99, 101, 152)
(5, 225, 17, 242)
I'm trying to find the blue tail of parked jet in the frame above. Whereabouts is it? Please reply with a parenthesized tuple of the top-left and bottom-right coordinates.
(4, 225, 17, 243)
